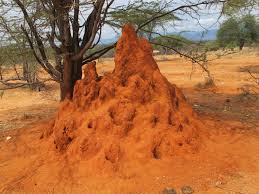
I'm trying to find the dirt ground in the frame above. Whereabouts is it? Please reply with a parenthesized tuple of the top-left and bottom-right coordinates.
(0, 52, 259, 194)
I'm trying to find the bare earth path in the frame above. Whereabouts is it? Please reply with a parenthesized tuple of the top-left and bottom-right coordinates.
(0, 52, 259, 194)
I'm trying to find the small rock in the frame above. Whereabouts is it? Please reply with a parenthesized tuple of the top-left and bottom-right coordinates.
(181, 185, 194, 194)
(225, 98, 230, 103)
(6, 136, 12, 141)
(164, 187, 177, 194)
(215, 181, 222, 186)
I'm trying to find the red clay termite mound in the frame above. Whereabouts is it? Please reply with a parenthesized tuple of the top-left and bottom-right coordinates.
(44, 24, 204, 166)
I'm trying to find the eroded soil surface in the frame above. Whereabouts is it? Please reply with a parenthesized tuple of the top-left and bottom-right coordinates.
(0, 46, 259, 193)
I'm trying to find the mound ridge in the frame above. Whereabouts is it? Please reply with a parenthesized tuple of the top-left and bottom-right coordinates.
(44, 24, 203, 165)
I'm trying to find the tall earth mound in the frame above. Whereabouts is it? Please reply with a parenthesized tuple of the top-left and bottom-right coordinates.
(44, 24, 204, 168)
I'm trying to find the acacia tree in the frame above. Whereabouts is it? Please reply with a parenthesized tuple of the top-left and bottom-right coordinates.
(217, 15, 259, 50)
(218, 0, 259, 50)
(107, 0, 179, 41)
(223, 0, 258, 15)
(0, 0, 231, 100)
(0, 1, 41, 84)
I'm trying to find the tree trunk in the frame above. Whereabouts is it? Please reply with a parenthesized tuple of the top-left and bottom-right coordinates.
(23, 62, 28, 80)
(239, 39, 245, 51)
(60, 81, 66, 101)
(0, 66, 3, 80)
(60, 55, 83, 101)
(62, 55, 73, 100)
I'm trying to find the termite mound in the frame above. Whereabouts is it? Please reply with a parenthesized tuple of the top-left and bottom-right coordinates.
(43, 24, 205, 168)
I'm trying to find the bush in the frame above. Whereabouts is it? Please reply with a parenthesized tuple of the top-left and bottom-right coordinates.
(195, 77, 216, 89)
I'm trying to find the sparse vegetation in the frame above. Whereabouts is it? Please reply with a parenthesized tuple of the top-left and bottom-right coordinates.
(203, 40, 220, 52)
(217, 15, 259, 50)
(152, 34, 193, 54)
(195, 77, 216, 89)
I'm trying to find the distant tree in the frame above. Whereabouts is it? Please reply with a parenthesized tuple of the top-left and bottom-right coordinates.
(0, 0, 51, 90)
(152, 34, 192, 54)
(217, 17, 240, 49)
(217, 15, 259, 50)
(202, 41, 220, 52)
(0, 43, 43, 90)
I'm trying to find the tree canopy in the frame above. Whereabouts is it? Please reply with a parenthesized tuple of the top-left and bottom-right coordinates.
(217, 15, 259, 50)
(223, 0, 258, 15)
(108, 0, 179, 41)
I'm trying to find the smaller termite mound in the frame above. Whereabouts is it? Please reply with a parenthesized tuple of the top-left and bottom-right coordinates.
(44, 24, 205, 167)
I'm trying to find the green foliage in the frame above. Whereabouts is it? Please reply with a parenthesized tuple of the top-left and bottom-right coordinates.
(224, 0, 250, 14)
(0, 44, 36, 67)
(240, 15, 259, 43)
(202, 40, 220, 52)
(223, 0, 258, 15)
(217, 15, 259, 50)
(217, 18, 240, 48)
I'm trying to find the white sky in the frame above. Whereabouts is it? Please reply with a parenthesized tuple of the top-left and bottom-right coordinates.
(100, 0, 225, 40)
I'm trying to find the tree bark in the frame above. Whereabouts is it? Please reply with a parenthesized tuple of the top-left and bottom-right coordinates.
(239, 39, 245, 50)
(60, 81, 66, 101)
(60, 55, 83, 101)
(62, 55, 73, 100)
(0, 66, 3, 80)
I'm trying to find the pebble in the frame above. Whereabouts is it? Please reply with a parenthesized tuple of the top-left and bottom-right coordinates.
(6, 136, 12, 141)
(215, 181, 222, 186)
(164, 187, 177, 194)
(181, 185, 194, 194)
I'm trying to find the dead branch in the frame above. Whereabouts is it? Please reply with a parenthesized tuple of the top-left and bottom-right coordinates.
(150, 41, 212, 78)
(137, 0, 227, 32)
(0, 78, 54, 90)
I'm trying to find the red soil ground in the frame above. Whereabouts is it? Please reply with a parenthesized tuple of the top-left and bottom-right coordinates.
(0, 25, 258, 194)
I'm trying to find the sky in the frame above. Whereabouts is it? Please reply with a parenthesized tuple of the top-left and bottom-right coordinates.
(0, 0, 225, 43)
(100, 0, 225, 41)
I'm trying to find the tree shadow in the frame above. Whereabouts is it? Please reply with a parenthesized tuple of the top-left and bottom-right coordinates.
(183, 88, 259, 132)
